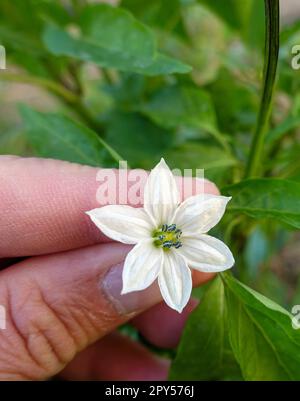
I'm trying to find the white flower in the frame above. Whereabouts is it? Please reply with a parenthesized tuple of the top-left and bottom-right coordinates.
(86, 159, 234, 312)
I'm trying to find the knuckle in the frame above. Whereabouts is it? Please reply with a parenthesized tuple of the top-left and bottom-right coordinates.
(48, 277, 118, 347)
(0, 279, 77, 380)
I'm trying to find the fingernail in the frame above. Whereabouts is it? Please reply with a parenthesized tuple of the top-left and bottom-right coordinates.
(101, 263, 161, 315)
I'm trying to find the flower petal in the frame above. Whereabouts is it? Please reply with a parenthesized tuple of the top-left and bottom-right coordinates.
(173, 194, 231, 234)
(86, 205, 153, 244)
(180, 234, 235, 272)
(144, 158, 180, 226)
(158, 250, 192, 313)
(122, 240, 163, 293)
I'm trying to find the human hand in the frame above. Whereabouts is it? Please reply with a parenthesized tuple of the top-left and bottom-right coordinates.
(0, 156, 219, 381)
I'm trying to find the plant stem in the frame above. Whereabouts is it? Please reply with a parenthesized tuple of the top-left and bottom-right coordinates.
(0, 72, 78, 104)
(68, 62, 84, 95)
(245, 0, 280, 178)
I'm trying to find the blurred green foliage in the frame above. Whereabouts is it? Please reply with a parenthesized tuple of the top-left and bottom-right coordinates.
(1, 0, 300, 381)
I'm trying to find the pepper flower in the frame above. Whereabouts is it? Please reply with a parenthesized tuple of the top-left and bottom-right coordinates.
(87, 159, 234, 312)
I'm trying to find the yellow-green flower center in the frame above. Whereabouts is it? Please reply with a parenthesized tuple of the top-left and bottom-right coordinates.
(153, 224, 182, 251)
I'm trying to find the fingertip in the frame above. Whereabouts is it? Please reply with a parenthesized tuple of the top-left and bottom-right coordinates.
(175, 176, 220, 202)
(202, 178, 220, 195)
(60, 332, 170, 381)
(192, 269, 216, 287)
(132, 297, 199, 349)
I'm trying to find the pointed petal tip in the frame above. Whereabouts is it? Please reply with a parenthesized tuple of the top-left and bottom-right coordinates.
(120, 288, 128, 295)
(225, 246, 235, 269)
(229, 254, 235, 268)
(221, 251, 235, 271)
(121, 286, 141, 295)
(160, 298, 186, 313)
(85, 208, 101, 219)
(121, 283, 134, 295)
(218, 194, 232, 204)
(85, 210, 94, 218)
(85, 208, 100, 216)
(157, 157, 169, 169)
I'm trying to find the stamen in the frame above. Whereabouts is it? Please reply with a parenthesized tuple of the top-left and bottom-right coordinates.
(153, 224, 183, 251)
(167, 224, 176, 232)
(161, 224, 168, 232)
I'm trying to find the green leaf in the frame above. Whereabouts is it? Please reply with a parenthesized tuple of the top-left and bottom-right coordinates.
(43, 5, 191, 75)
(80, 4, 155, 66)
(166, 142, 237, 170)
(254, 270, 288, 308)
(288, 172, 300, 183)
(266, 115, 300, 144)
(209, 68, 258, 135)
(165, 141, 237, 185)
(169, 277, 241, 380)
(223, 178, 300, 229)
(138, 53, 192, 75)
(20, 105, 122, 167)
(105, 112, 172, 168)
(223, 273, 300, 380)
(140, 85, 231, 150)
(141, 85, 217, 131)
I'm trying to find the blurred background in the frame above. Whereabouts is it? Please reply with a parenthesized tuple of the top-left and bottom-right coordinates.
(0, 0, 300, 311)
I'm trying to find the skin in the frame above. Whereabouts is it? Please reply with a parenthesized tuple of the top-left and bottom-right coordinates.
(0, 156, 219, 381)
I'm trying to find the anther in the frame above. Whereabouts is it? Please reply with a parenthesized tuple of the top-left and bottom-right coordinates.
(161, 224, 168, 232)
(167, 224, 176, 232)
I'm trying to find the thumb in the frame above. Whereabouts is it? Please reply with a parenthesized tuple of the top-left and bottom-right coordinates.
(0, 242, 213, 380)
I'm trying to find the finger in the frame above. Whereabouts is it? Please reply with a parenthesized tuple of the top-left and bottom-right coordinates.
(0, 242, 212, 380)
(0, 156, 219, 257)
(60, 332, 169, 381)
(132, 298, 199, 349)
